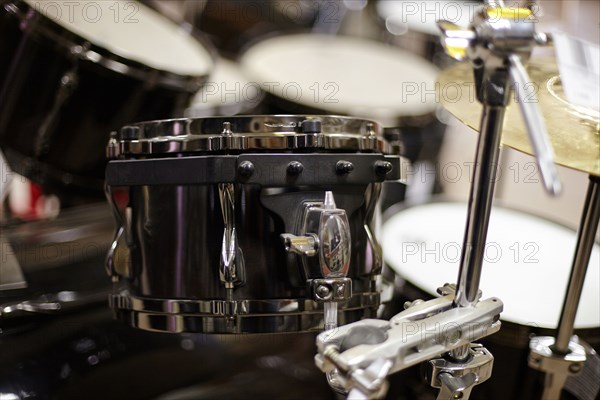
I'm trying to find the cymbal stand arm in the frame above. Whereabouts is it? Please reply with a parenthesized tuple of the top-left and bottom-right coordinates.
(435, 5, 562, 397)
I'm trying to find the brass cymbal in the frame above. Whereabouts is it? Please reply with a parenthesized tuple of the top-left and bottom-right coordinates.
(437, 58, 600, 177)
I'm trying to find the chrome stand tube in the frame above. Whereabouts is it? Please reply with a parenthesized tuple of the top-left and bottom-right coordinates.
(554, 176, 600, 353)
(454, 106, 505, 309)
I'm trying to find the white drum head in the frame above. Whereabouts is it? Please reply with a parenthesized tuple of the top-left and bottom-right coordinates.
(186, 58, 261, 116)
(240, 34, 439, 123)
(25, 0, 213, 76)
(383, 202, 600, 329)
(376, 0, 479, 36)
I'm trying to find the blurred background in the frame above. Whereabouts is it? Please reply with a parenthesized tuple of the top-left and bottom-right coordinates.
(0, 1, 598, 399)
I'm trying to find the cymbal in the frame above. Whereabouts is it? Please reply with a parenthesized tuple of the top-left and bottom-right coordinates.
(437, 58, 600, 177)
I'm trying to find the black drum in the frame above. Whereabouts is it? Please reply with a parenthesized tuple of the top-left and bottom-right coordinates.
(104, 115, 406, 334)
(0, 0, 213, 195)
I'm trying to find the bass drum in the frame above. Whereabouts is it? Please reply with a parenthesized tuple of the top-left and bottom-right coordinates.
(382, 201, 600, 400)
(0, 0, 213, 197)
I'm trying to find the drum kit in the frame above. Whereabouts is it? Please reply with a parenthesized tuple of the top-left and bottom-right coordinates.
(0, 1, 598, 400)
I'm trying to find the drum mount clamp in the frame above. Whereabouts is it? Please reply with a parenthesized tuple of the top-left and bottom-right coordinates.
(281, 191, 352, 331)
(314, 284, 502, 399)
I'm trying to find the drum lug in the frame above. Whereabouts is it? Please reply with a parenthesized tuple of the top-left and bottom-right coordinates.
(218, 183, 245, 292)
(105, 185, 132, 280)
(280, 191, 352, 330)
(280, 191, 352, 279)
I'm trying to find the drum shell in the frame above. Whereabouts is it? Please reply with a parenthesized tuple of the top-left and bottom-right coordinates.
(0, 5, 201, 194)
(127, 183, 377, 301)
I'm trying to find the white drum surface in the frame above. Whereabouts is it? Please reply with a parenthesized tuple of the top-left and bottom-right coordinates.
(186, 58, 260, 116)
(240, 34, 439, 121)
(383, 202, 600, 329)
(376, 0, 479, 36)
(25, 0, 213, 76)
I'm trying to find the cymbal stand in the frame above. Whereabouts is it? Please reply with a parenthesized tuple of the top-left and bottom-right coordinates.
(313, 5, 562, 400)
(528, 175, 600, 400)
(432, 5, 561, 398)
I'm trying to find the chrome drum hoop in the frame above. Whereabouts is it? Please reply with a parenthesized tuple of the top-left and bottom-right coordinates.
(110, 290, 381, 334)
(107, 115, 392, 157)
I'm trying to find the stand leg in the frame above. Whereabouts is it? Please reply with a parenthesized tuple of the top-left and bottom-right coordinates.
(554, 175, 600, 353)
(529, 175, 600, 400)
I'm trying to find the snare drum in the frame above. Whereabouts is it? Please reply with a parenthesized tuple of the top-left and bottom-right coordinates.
(382, 201, 600, 399)
(0, 0, 213, 194)
(105, 115, 405, 334)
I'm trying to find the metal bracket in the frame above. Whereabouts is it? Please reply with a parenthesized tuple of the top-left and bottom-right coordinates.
(315, 290, 503, 398)
(310, 278, 352, 303)
(427, 344, 494, 400)
(528, 336, 588, 400)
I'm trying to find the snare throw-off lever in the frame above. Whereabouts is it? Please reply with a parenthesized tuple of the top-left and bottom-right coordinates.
(281, 191, 352, 331)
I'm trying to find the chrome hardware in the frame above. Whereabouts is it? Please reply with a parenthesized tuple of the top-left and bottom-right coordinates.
(437, 7, 561, 197)
(528, 336, 587, 400)
(1, 290, 109, 322)
(280, 191, 351, 279)
(1, 299, 61, 316)
(105, 184, 133, 281)
(222, 121, 232, 136)
(110, 289, 380, 334)
(434, 7, 555, 339)
(363, 183, 383, 278)
(427, 344, 494, 400)
(280, 191, 352, 332)
(310, 278, 352, 302)
(218, 183, 244, 293)
(315, 289, 502, 399)
(106, 227, 132, 280)
(507, 54, 561, 195)
(319, 191, 351, 278)
(281, 234, 318, 257)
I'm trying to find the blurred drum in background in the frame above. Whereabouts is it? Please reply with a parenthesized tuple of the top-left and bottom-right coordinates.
(240, 33, 445, 208)
(374, 0, 479, 67)
(192, 0, 319, 57)
(185, 58, 263, 118)
(382, 201, 600, 400)
(0, 0, 213, 198)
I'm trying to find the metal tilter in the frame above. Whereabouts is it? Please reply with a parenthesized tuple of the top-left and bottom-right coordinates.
(315, 4, 564, 399)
